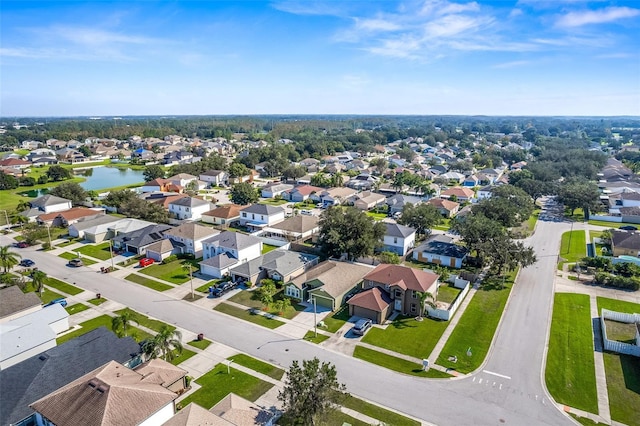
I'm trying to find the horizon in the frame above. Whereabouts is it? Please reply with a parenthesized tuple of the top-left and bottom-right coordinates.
(2, 1, 639, 117)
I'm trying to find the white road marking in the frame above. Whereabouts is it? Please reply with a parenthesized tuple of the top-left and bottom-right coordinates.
(483, 370, 512, 380)
(472, 377, 476, 382)
(478, 378, 483, 384)
(499, 384, 503, 390)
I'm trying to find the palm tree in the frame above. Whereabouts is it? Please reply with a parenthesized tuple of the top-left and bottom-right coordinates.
(147, 325, 183, 362)
(31, 270, 47, 296)
(416, 291, 436, 321)
(112, 311, 137, 338)
(0, 245, 21, 273)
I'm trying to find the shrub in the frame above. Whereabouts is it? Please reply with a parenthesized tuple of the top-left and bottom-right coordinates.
(592, 272, 640, 290)
(162, 254, 178, 264)
(41, 242, 51, 250)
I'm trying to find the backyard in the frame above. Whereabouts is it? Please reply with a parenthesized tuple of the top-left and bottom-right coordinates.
(545, 293, 598, 414)
(436, 284, 461, 304)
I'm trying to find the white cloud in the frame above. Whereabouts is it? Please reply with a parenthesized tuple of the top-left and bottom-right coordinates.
(492, 60, 531, 69)
(355, 18, 402, 32)
(556, 6, 640, 27)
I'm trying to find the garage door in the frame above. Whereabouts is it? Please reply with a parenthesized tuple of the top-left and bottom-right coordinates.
(313, 295, 334, 310)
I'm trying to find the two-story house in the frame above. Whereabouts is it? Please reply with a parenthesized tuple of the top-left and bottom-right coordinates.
(199, 231, 262, 278)
(146, 223, 218, 260)
(168, 197, 212, 221)
(239, 204, 286, 230)
(198, 170, 228, 187)
(380, 223, 416, 256)
(348, 264, 439, 323)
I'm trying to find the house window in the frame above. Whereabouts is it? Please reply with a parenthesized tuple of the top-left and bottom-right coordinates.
(410, 304, 417, 313)
(242, 212, 247, 218)
(412, 290, 417, 299)
(252, 214, 255, 219)
(394, 237, 398, 244)
(395, 289, 402, 298)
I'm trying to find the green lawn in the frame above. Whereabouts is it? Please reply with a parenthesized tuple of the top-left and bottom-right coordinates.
(545, 293, 598, 414)
(114, 308, 175, 333)
(436, 272, 515, 374)
(603, 352, 640, 426)
(526, 210, 539, 231)
(65, 303, 90, 315)
(569, 413, 606, 426)
(139, 260, 192, 284)
(559, 230, 586, 266)
(188, 339, 213, 350)
(341, 395, 420, 426)
(365, 211, 387, 221)
(180, 364, 274, 409)
(303, 330, 330, 344)
(57, 239, 77, 248)
(596, 297, 640, 315)
(262, 244, 279, 254)
(259, 198, 289, 206)
(437, 284, 461, 304)
(322, 306, 352, 333)
(169, 348, 197, 366)
(58, 251, 98, 265)
(214, 303, 284, 329)
(353, 346, 440, 377)
(227, 353, 285, 380)
(40, 288, 65, 304)
(118, 255, 143, 267)
(125, 273, 173, 292)
(88, 297, 107, 306)
(76, 242, 113, 260)
(57, 314, 153, 345)
(46, 277, 84, 295)
(588, 220, 640, 229)
(362, 315, 449, 360)
(433, 218, 452, 231)
(227, 288, 305, 320)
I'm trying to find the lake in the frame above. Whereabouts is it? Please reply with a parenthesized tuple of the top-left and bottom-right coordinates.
(75, 166, 145, 191)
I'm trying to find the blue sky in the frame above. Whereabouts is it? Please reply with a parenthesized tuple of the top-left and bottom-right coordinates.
(1, 0, 639, 116)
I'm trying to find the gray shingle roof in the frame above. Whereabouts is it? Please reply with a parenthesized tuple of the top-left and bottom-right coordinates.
(112, 224, 172, 249)
(229, 250, 317, 279)
(415, 234, 469, 259)
(200, 252, 238, 269)
(0, 287, 41, 319)
(203, 231, 261, 251)
(0, 327, 139, 426)
(169, 197, 211, 208)
(240, 204, 285, 216)
(30, 195, 71, 209)
(384, 223, 416, 238)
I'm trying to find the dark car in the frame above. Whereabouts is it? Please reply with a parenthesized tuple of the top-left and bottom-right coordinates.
(44, 298, 68, 308)
(352, 318, 373, 336)
(620, 225, 638, 231)
(15, 242, 30, 248)
(211, 281, 234, 297)
(19, 259, 35, 267)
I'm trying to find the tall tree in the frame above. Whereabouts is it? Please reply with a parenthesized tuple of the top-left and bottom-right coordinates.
(142, 325, 183, 362)
(472, 185, 534, 228)
(397, 203, 442, 238)
(31, 270, 48, 296)
(318, 207, 385, 261)
(49, 182, 88, 205)
(46, 165, 72, 181)
(143, 165, 165, 181)
(278, 358, 346, 426)
(0, 245, 21, 273)
(557, 179, 601, 219)
(229, 182, 259, 205)
(228, 162, 249, 178)
(112, 311, 137, 338)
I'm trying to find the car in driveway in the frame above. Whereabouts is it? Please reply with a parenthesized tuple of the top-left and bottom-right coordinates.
(352, 318, 372, 336)
(19, 259, 35, 267)
(44, 298, 68, 308)
(139, 258, 155, 267)
(68, 258, 83, 267)
(211, 281, 235, 298)
(620, 225, 638, 231)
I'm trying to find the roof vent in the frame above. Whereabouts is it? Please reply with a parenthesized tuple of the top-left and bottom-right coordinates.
(39, 355, 48, 361)
(88, 380, 98, 388)
(97, 385, 107, 393)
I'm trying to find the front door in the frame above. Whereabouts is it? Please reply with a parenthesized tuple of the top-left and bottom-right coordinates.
(394, 299, 402, 311)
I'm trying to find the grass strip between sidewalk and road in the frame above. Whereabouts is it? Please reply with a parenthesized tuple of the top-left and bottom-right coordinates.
(545, 293, 598, 414)
(125, 273, 173, 292)
(353, 346, 451, 378)
(342, 395, 421, 426)
(214, 303, 284, 329)
(227, 353, 285, 380)
(46, 277, 84, 295)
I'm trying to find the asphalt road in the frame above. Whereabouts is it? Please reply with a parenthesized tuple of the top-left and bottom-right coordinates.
(1, 203, 575, 426)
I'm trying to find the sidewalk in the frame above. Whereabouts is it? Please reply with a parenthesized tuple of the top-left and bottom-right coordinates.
(589, 294, 611, 424)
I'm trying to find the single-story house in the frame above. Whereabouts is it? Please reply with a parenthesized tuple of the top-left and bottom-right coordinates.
(441, 187, 475, 203)
(229, 249, 318, 285)
(201, 204, 243, 227)
(261, 182, 294, 199)
(426, 198, 460, 218)
(0, 286, 41, 323)
(317, 187, 358, 208)
(133, 358, 188, 395)
(611, 229, 640, 257)
(67, 215, 122, 241)
(354, 192, 386, 211)
(36, 207, 105, 227)
(386, 194, 423, 216)
(111, 224, 172, 255)
(262, 215, 320, 242)
(284, 185, 322, 202)
(284, 260, 374, 311)
(413, 234, 469, 268)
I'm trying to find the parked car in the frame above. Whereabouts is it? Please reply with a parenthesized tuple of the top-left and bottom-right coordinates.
(620, 225, 638, 231)
(44, 298, 68, 308)
(352, 318, 373, 336)
(15, 242, 30, 248)
(19, 259, 35, 267)
(211, 281, 234, 297)
(68, 258, 83, 267)
(139, 258, 155, 267)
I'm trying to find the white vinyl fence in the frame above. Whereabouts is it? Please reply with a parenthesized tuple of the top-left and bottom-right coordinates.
(600, 309, 640, 357)
(426, 278, 471, 321)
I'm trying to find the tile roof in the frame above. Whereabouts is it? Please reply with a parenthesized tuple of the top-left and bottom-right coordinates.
(0, 286, 41, 319)
(347, 287, 392, 313)
(0, 327, 139, 426)
(30, 360, 177, 426)
(364, 264, 439, 292)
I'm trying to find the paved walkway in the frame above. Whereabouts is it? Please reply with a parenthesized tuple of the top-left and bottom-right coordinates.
(589, 294, 611, 424)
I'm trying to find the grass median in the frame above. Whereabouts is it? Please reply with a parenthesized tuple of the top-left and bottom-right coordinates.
(545, 293, 597, 414)
(125, 273, 173, 292)
(227, 353, 285, 380)
(214, 303, 284, 329)
(46, 277, 84, 295)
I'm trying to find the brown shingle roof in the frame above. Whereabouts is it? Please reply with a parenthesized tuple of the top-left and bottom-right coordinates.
(427, 198, 460, 211)
(270, 215, 319, 234)
(135, 358, 187, 388)
(165, 223, 218, 241)
(347, 287, 392, 313)
(30, 360, 177, 426)
(441, 187, 475, 198)
(290, 260, 374, 298)
(37, 207, 103, 222)
(162, 403, 233, 426)
(0, 286, 41, 319)
(364, 264, 438, 293)
(202, 204, 243, 219)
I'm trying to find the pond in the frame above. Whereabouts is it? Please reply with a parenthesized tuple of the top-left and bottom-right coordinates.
(75, 166, 145, 191)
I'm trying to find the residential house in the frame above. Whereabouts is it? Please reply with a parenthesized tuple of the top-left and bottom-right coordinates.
(201, 204, 243, 227)
(162, 403, 232, 426)
(386, 194, 423, 216)
(0, 327, 140, 426)
(143, 193, 189, 210)
(349, 264, 439, 322)
(198, 170, 228, 187)
(608, 189, 640, 215)
(36, 207, 105, 227)
(199, 231, 262, 278)
(263, 215, 320, 242)
(413, 234, 469, 268)
(478, 168, 502, 184)
(611, 229, 640, 257)
(317, 187, 358, 208)
(440, 172, 466, 184)
(0, 158, 31, 170)
(111, 224, 172, 255)
(477, 185, 494, 200)
(168, 197, 212, 221)
(381, 223, 416, 256)
(441, 187, 475, 203)
(510, 161, 527, 171)
(163, 151, 200, 166)
(0, 304, 69, 370)
(133, 358, 188, 395)
(354, 192, 386, 211)
(0, 286, 41, 323)
(152, 223, 218, 258)
(29, 360, 178, 426)
(462, 175, 479, 187)
(209, 393, 277, 426)
(346, 173, 378, 191)
(167, 173, 198, 188)
(229, 250, 318, 285)
(427, 198, 460, 218)
(131, 148, 156, 162)
(283, 185, 322, 202)
(141, 178, 183, 193)
(67, 215, 122, 241)
(299, 158, 320, 170)
(261, 182, 294, 199)
(26, 194, 73, 218)
(284, 260, 374, 310)
(239, 204, 286, 230)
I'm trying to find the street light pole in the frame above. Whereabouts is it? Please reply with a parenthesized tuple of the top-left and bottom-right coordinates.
(312, 296, 317, 337)
(46, 223, 52, 248)
(109, 240, 115, 271)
